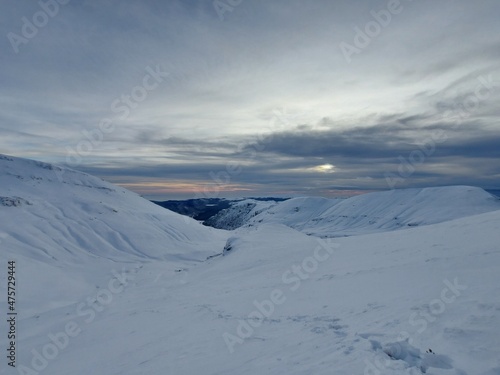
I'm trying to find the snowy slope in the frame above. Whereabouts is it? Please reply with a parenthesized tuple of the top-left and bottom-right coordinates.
(12, 209, 500, 375)
(0, 154, 227, 315)
(212, 187, 500, 237)
(0, 154, 226, 263)
(2, 154, 500, 375)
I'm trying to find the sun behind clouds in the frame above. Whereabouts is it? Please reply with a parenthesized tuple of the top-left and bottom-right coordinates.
(313, 164, 336, 173)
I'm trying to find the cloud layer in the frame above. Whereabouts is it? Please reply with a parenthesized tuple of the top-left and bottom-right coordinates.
(1, 0, 499, 198)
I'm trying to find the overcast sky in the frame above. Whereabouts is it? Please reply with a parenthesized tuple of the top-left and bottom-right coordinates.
(1, 0, 499, 199)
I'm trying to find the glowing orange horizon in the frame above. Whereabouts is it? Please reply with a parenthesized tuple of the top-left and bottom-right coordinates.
(117, 180, 255, 195)
(114, 179, 373, 199)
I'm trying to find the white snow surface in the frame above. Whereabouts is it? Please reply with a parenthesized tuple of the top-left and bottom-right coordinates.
(1, 154, 500, 375)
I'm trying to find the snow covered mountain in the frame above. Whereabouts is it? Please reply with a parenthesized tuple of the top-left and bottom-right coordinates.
(1, 154, 499, 375)
(0, 154, 226, 263)
(204, 198, 279, 229)
(0, 154, 227, 316)
(207, 187, 500, 237)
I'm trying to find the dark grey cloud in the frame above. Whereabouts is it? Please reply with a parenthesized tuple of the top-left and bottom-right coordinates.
(1, 0, 499, 197)
(243, 124, 500, 160)
(71, 119, 499, 198)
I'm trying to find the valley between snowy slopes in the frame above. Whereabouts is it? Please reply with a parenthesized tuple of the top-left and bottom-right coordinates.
(1, 154, 500, 375)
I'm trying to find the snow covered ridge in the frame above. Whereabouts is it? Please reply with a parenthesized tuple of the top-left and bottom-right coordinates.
(204, 199, 279, 230)
(208, 186, 500, 236)
(0, 153, 227, 265)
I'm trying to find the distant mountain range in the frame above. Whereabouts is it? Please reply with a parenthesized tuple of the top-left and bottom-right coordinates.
(486, 189, 500, 197)
(154, 188, 500, 236)
(152, 197, 289, 222)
